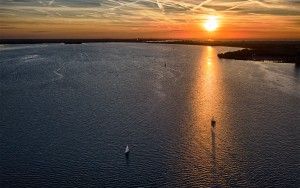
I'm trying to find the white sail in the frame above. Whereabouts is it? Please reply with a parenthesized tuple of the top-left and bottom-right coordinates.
(125, 145, 129, 154)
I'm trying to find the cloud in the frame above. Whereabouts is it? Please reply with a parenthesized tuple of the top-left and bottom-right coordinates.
(1, 0, 300, 39)
(191, 0, 214, 11)
(156, 0, 164, 12)
(48, 0, 55, 6)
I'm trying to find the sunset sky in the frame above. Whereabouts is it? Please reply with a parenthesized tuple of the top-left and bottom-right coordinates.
(1, 0, 300, 40)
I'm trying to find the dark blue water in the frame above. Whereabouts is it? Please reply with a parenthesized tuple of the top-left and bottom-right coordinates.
(1, 43, 299, 187)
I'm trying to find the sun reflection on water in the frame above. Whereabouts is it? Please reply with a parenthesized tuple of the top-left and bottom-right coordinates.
(187, 46, 230, 186)
(192, 46, 225, 128)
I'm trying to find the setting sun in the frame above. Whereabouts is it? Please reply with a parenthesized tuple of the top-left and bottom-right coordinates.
(204, 16, 219, 32)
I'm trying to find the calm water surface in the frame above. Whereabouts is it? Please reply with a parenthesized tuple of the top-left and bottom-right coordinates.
(1, 43, 299, 187)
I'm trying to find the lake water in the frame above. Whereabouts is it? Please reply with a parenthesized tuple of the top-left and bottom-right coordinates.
(1, 43, 299, 187)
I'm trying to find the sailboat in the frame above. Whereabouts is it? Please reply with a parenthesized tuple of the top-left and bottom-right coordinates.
(125, 145, 130, 155)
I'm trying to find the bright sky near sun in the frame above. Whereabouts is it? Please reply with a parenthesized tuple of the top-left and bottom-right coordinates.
(1, 0, 300, 40)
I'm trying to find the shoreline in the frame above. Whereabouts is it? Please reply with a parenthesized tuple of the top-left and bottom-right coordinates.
(1, 39, 300, 45)
(1, 39, 299, 65)
(217, 48, 300, 64)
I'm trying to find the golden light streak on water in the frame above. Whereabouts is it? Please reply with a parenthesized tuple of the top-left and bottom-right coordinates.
(187, 46, 231, 186)
(192, 46, 225, 136)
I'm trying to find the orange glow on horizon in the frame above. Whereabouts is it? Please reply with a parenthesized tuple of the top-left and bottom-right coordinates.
(1, 1, 300, 40)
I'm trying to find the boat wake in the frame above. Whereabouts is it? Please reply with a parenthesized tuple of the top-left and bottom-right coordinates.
(53, 67, 64, 80)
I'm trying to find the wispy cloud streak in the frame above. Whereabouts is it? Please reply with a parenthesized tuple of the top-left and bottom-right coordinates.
(1, 0, 300, 39)
(48, 0, 55, 6)
(156, 0, 164, 12)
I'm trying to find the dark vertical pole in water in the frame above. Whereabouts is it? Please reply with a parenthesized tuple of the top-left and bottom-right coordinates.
(211, 122, 217, 186)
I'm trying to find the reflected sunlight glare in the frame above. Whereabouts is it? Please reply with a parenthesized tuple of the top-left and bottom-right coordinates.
(188, 46, 231, 186)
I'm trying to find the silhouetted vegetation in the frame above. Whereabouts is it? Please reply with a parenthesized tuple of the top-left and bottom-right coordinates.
(217, 44, 300, 64)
